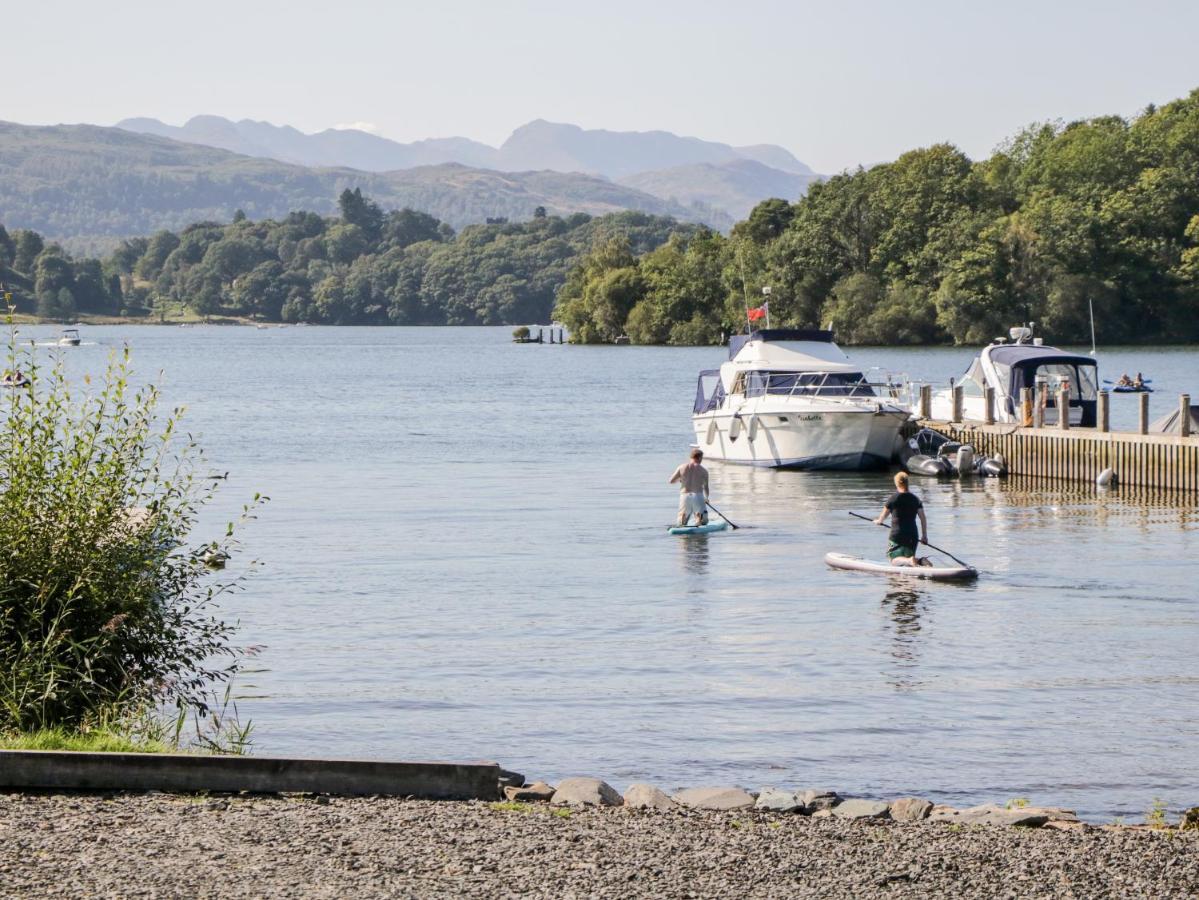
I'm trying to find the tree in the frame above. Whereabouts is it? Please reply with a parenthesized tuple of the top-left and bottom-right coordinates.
(337, 188, 383, 240)
(0, 224, 14, 268)
(12, 230, 44, 273)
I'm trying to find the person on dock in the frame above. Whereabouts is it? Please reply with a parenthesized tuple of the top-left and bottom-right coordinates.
(670, 448, 710, 527)
(874, 471, 929, 567)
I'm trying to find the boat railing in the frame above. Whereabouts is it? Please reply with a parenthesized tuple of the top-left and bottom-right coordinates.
(742, 371, 906, 402)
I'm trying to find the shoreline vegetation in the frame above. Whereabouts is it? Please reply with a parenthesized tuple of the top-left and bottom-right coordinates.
(0, 330, 257, 756)
(1, 88, 1197, 345)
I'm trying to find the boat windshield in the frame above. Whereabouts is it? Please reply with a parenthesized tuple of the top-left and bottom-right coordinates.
(734, 371, 875, 398)
(1030, 363, 1099, 401)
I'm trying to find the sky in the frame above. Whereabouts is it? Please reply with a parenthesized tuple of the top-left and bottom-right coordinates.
(6, 0, 1199, 173)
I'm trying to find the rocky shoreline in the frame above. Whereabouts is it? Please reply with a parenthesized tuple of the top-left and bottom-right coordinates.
(2, 786, 1198, 898)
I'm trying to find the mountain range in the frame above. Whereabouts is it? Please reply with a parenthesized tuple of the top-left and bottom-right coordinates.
(0, 117, 819, 250)
(116, 116, 820, 221)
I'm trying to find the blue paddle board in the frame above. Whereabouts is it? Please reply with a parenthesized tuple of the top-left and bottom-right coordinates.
(668, 521, 729, 535)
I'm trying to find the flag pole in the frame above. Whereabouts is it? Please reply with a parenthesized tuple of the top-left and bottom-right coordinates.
(737, 247, 752, 333)
(762, 286, 772, 329)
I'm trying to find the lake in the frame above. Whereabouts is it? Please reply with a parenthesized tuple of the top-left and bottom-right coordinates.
(17, 324, 1199, 820)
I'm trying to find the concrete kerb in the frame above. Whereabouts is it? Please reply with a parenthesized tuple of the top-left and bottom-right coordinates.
(0, 751, 501, 800)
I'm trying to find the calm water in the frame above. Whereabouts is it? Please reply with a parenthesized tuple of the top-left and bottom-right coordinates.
(20, 325, 1199, 820)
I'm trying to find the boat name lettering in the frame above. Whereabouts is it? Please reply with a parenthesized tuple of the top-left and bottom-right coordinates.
(797, 414, 823, 422)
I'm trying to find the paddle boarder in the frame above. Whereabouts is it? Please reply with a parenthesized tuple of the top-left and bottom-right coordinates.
(874, 471, 929, 567)
(670, 448, 710, 527)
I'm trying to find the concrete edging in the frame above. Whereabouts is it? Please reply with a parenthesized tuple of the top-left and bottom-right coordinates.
(0, 750, 501, 800)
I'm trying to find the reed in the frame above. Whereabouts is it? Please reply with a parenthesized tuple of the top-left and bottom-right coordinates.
(0, 318, 264, 747)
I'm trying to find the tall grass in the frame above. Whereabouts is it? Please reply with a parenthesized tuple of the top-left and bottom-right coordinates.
(0, 320, 263, 745)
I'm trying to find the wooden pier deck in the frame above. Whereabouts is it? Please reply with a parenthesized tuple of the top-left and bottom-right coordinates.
(914, 386, 1199, 491)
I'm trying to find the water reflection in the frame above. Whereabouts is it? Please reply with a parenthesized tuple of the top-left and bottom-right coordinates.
(676, 534, 711, 577)
(882, 587, 926, 690)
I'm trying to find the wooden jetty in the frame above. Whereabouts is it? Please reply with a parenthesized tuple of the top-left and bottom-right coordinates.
(914, 385, 1199, 492)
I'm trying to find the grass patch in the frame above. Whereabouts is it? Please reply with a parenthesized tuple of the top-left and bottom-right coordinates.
(0, 727, 176, 753)
(489, 801, 532, 813)
(550, 807, 572, 818)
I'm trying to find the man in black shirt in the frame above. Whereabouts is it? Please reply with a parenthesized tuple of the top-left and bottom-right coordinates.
(874, 471, 929, 566)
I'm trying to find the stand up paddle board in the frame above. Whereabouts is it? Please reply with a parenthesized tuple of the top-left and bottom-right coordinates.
(824, 552, 977, 581)
(668, 521, 729, 535)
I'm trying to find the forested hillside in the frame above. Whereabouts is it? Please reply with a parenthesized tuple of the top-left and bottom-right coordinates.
(0, 122, 720, 252)
(0, 194, 690, 325)
(556, 89, 1199, 345)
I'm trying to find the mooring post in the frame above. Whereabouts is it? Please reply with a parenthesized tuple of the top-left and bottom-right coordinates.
(983, 387, 995, 425)
(1138, 393, 1149, 435)
(1035, 384, 1047, 428)
(918, 384, 931, 420)
(1020, 387, 1033, 427)
(951, 385, 964, 423)
(1058, 385, 1071, 430)
(1181, 394, 1192, 438)
(1098, 390, 1110, 433)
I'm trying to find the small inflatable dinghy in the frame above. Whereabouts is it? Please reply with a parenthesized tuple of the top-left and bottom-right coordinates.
(668, 521, 729, 536)
(824, 552, 978, 581)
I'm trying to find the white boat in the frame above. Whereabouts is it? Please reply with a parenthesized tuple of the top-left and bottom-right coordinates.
(691, 329, 910, 470)
(926, 327, 1099, 426)
(57, 328, 81, 346)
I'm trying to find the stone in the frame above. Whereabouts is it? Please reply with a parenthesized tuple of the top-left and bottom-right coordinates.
(889, 797, 934, 822)
(550, 777, 623, 807)
(673, 787, 755, 811)
(809, 808, 834, 818)
(928, 804, 1049, 827)
(1181, 807, 1199, 831)
(623, 784, 676, 811)
(800, 790, 840, 812)
(831, 799, 890, 821)
(754, 789, 801, 813)
(497, 769, 525, 790)
(504, 781, 554, 802)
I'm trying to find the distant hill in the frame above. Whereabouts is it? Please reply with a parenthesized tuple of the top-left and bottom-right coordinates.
(619, 159, 818, 221)
(115, 116, 819, 223)
(0, 121, 728, 249)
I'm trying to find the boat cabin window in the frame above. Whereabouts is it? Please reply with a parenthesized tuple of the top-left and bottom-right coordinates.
(694, 370, 726, 413)
(734, 371, 875, 398)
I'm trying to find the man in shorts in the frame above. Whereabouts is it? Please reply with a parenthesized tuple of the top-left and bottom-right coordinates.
(874, 471, 929, 566)
(669, 448, 710, 527)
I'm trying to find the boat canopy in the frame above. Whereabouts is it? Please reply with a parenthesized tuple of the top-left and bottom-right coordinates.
(694, 369, 725, 414)
(728, 329, 834, 360)
(984, 345, 1099, 425)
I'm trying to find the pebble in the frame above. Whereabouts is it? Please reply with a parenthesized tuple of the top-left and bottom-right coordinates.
(1, 793, 1195, 898)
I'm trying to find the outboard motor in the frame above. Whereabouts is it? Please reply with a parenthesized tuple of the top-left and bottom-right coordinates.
(955, 444, 975, 475)
(976, 455, 1008, 478)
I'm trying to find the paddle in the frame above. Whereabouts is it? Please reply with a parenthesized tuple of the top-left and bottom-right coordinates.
(705, 500, 740, 529)
(848, 511, 972, 568)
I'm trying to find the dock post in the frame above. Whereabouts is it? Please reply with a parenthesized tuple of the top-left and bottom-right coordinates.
(918, 384, 931, 419)
(1020, 388, 1033, 427)
(1098, 390, 1110, 433)
(1181, 394, 1192, 438)
(1138, 393, 1149, 435)
(951, 385, 963, 423)
(983, 387, 995, 425)
(1058, 385, 1070, 430)
(1035, 384, 1047, 428)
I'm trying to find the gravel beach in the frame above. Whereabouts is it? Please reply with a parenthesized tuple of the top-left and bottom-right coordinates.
(2, 792, 1197, 898)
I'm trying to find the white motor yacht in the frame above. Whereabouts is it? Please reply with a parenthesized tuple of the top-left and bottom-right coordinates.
(927, 327, 1099, 426)
(692, 329, 910, 469)
(57, 328, 81, 346)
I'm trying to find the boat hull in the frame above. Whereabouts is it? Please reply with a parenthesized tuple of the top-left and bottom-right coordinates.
(693, 407, 907, 471)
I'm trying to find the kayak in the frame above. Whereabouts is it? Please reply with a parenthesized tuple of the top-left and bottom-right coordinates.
(668, 521, 729, 536)
(823, 552, 978, 581)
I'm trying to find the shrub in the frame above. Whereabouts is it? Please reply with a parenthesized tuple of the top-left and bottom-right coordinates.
(0, 327, 262, 735)
(512, 326, 530, 340)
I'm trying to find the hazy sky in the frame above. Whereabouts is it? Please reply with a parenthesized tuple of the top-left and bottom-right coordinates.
(7, 0, 1198, 172)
